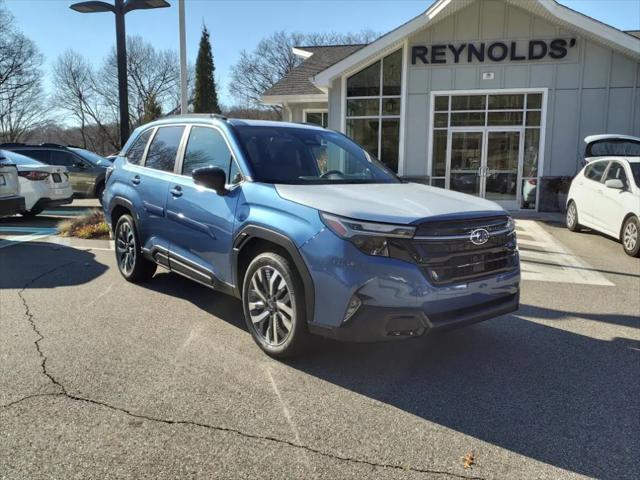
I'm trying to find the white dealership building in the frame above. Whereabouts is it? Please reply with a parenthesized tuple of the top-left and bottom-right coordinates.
(262, 0, 640, 211)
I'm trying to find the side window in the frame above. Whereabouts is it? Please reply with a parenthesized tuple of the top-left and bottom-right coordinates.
(17, 149, 50, 163)
(126, 129, 153, 165)
(584, 161, 608, 182)
(50, 151, 78, 167)
(182, 126, 233, 177)
(604, 162, 628, 185)
(145, 126, 184, 172)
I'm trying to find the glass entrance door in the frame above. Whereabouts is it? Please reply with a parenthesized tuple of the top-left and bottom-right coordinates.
(447, 129, 522, 209)
(483, 131, 520, 207)
(448, 131, 483, 197)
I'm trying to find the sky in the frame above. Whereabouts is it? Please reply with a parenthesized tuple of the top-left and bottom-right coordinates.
(5, 0, 640, 106)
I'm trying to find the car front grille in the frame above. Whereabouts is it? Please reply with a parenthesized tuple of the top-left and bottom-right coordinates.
(390, 215, 518, 286)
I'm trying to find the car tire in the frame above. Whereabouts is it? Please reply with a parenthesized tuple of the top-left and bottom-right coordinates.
(20, 208, 43, 218)
(621, 216, 640, 258)
(566, 201, 581, 232)
(96, 183, 105, 205)
(242, 251, 310, 358)
(114, 214, 156, 282)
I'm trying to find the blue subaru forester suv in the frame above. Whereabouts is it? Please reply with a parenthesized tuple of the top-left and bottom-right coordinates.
(104, 115, 519, 357)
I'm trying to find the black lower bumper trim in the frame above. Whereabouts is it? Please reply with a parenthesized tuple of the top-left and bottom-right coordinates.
(31, 196, 74, 211)
(0, 195, 25, 216)
(308, 292, 519, 343)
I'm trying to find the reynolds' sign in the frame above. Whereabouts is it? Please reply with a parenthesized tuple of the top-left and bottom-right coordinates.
(411, 38, 577, 65)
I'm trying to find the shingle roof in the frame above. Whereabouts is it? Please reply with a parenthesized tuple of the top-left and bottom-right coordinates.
(262, 45, 365, 97)
(625, 30, 640, 39)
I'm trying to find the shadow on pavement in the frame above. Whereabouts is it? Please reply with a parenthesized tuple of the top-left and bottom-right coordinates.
(143, 272, 639, 480)
(0, 241, 108, 289)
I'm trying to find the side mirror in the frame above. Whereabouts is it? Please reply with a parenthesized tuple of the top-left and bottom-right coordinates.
(605, 179, 624, 190)
(192, 166, 227, 195)
(74, 161, 86, 169)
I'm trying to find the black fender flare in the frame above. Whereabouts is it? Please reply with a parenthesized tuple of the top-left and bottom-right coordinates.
(232, 225, 315, 324)
(109, 196, 137, 229)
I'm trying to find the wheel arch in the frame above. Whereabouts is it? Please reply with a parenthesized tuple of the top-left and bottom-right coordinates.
(232, 225, 315, 323)
(109, 196, 135, 233)
(93, 172, 106, 197)
(619, 212, 639, 241)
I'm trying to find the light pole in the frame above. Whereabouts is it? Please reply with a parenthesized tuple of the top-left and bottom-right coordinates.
(69, 0, 171, 147)
(178, 0, 188, 114)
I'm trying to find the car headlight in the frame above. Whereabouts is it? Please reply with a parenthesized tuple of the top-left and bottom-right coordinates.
(320, 212, 415, 256)
(506, 215, 515, 233)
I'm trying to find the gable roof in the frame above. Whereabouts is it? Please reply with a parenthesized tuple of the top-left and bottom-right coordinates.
(312, 0, 640, 88)
(262, 45, 364, 101)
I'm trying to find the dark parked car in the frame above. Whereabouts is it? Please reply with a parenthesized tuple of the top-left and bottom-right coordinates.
(0, 143, 110, 202)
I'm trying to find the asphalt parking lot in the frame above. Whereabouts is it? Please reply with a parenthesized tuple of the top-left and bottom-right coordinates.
(1, 205, 639, 479)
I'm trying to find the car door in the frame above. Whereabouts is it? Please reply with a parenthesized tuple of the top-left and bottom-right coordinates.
(165, 125, 242, 287)
(130, 125, 186, 255)
(50, 150, 94, 196)
(596, 161, 633, 236)
(578, 160, 609, 227)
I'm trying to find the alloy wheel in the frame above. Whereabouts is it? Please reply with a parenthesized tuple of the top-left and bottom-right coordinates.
(247, 266, 294, 346)
(116, 221, 136, 276)
(566, 203, 577, 228)
(623, 221, 638, 252)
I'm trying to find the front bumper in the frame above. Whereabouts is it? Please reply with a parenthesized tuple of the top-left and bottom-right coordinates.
(309, 292, 519, 342)
(0, 195, 26, 217)
(301, 228, 520, 342)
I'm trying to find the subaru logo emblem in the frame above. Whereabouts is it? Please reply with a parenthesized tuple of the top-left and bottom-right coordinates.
(469, 228, 490, 245)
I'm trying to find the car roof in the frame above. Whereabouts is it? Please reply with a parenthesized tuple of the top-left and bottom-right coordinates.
(587, 156, 640, 164)
(141, 115, 325, 132)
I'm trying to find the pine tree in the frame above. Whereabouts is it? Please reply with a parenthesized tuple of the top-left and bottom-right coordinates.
(193, 25, 220, 114)
(141, 94, 162, 123)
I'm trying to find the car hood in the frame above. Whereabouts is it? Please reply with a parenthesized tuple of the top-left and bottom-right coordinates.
(275, 182, 505, 224)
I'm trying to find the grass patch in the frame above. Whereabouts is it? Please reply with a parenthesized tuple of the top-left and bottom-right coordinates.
(59, 209, 111, 240)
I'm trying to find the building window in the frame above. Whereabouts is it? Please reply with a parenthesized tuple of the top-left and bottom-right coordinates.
(346, 48, 402, 172)
(304, 110, 328, 128)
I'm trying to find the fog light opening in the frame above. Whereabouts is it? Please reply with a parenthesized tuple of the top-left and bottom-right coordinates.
(342, 295, 362, 323)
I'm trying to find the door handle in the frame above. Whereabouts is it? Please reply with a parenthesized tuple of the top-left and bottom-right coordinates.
(131, 175, 141, 185)
(170, 186, 183, 197)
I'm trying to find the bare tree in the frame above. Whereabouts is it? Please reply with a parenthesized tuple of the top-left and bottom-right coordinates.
(0, 1, 46, 142)
(96, 35, 182, 128)
(229, 30, 379, 108)
(52, 50, 119, 150)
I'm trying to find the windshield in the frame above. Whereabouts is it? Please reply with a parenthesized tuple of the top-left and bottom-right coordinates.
(233, 126, 400, 185)
(630, 163, 640, 186)
(70, 147, 110, 166)
(0, 149, 44, 166)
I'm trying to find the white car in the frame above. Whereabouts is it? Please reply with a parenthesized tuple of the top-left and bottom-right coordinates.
(0, 153, 25, 217)
(566, 156, 640, 257)
(0, 150, 73, 216)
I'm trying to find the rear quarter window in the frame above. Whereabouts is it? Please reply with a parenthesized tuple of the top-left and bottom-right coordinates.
(125, 129, 153, 165)
(584, 161, 608, 182)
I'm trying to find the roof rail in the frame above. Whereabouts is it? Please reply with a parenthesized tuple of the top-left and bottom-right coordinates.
(0, 142, 25, 148)
(168, 113, 228, 121)
(39, 143, 68, 148)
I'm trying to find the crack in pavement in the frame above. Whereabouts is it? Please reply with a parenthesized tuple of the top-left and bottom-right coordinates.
(6, 262, 486, 480)
(17, 262, 74, 393)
